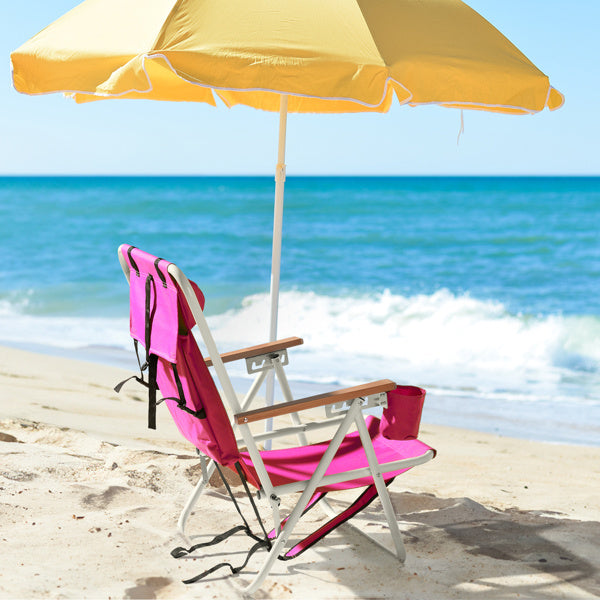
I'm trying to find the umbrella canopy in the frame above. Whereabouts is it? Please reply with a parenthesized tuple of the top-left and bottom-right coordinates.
(11, 0, 563, 420)
(12, 0, 563, 114)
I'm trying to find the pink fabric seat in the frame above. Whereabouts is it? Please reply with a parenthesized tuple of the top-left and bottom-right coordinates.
(239, 416, 434, 491)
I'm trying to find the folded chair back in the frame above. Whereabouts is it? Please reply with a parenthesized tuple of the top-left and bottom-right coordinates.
(120, 244, 240, 467)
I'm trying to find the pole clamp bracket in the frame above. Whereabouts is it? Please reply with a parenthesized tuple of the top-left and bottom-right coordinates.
(245, 350, 289, 375)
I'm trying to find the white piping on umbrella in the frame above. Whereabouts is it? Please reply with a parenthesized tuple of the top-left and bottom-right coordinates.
(14, 51, 563, 114)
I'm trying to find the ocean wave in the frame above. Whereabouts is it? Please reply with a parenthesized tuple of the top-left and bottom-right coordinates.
(1, 290, 598, 404)
(0, 298, 130, 350)
(208, 289, 600, 400)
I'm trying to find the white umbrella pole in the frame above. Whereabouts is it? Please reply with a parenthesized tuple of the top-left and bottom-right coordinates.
(265, 94, 288, 442)
(269, 93, 288, 343)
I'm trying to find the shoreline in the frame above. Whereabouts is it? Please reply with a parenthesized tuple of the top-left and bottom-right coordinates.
(1, 341, 599, 514)
(1, 343, 599, 598)
(2, 339, 598, 447)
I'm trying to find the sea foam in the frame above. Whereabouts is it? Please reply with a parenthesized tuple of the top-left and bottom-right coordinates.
(208, 289, 600, 404)
(1, 289, 598, 406)
(0, 297, 130, 351)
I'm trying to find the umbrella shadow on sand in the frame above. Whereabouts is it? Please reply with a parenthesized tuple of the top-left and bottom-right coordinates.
(392, 491, 600, 599)
(111, 480, 599, 599)
(264, 492, 600, 600)
(225, 489, 598, 599)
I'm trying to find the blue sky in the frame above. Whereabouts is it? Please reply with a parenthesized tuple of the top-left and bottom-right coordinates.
(2, 1, 599, 176)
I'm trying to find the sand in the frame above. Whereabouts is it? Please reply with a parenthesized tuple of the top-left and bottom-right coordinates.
(1, 344, 599, 599)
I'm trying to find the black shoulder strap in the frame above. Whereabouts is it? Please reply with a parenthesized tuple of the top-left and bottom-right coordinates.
(115, 254, 206, 427)
(168, 363, 206, 419)
(113, 271, 159, 429)
(143, 273, 158, 429)
(127, 245, 140, 276)
(171, 465, 395, 583)
(170, 462, 271, 583)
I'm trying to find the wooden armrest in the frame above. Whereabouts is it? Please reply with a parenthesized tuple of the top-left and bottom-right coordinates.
(204, 336, 303, 367)
(234, 379, 396, 424)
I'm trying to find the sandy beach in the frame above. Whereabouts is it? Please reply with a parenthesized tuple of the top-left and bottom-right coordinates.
(1, 343, 599, 599)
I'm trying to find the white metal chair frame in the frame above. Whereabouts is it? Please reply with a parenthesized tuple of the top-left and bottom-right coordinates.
(119, 248, 435, 594)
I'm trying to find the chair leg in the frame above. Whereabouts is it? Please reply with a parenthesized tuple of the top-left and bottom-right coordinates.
(373, 480, 406, 562)
(354, 415, 406, 562)
(319, 497, 403, 559)
(243, 518, 292, 594)
(177, 456, 216, 541)
(244, 487, 332, 594)
(243, 400, 360, 594)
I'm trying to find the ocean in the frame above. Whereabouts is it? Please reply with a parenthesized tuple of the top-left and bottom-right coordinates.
(1, 175, 598, 445)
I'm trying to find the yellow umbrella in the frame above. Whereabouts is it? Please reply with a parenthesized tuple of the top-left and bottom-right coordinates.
(11, 0, 563, 409)
(12, 0, 562, 113)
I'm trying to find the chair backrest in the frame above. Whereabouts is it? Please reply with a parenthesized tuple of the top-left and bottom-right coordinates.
(120, 245, 240, 467)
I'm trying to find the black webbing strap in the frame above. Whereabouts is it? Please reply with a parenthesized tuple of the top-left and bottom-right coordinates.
(143, 274, 158, 429)
(154, 257, 168, 287)
(127, 245, 140, 277)
(171, 462, 271, 584)
(113, 271, 159, 429)
(115, 247, 161, 428)
(234, 462, 271, 543)
(177, 532, 268, 585)
(172, 363, 206, 419)
(146, 355, 158, 430)
(159, 363, 206, 419)
(114, 261, 208, 425)
(114, 340, 147, 394)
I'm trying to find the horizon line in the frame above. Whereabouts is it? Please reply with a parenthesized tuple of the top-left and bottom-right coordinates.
(1, 173, 598, 178)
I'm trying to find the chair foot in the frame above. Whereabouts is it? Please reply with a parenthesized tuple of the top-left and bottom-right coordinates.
(319, 498, 406, 562)
(177, 458, 216, 539)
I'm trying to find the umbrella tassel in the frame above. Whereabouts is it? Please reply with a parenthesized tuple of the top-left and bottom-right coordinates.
(457, 110, 465, 145)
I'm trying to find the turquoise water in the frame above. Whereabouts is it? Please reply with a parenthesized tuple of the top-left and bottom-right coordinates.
(1, 176, 599, 444)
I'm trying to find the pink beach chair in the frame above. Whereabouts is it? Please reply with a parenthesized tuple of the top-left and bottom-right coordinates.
(117, 244, 436, 594)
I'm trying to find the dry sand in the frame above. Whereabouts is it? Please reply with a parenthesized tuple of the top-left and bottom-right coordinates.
(1, 344, 599, 599)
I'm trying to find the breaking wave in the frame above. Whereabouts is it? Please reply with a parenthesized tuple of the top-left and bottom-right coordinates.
(1, 288, 599, 405)
(208, 289, 600, 403)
